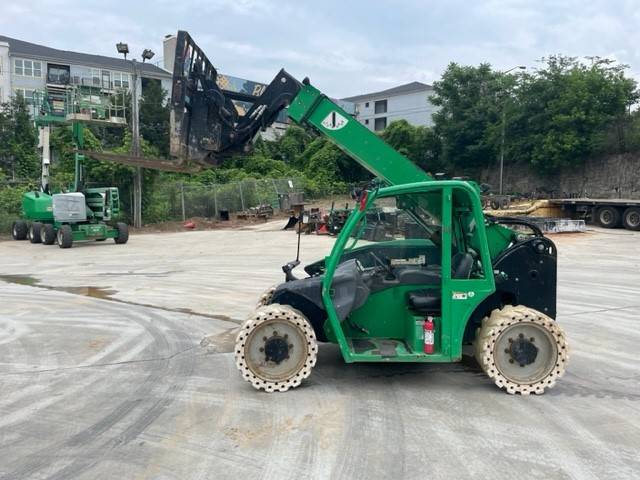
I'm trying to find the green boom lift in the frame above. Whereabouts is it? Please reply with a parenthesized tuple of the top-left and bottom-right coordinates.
(170, 31, 568, 394)
(11, 86, 129, 248)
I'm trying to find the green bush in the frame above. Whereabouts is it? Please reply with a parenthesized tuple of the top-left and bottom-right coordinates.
(0, 183, 31, 216)
(0, 212, 16, 235)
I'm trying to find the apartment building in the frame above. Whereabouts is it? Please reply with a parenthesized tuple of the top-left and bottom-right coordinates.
(0, 35, 172, 105)
(342, 81, 436, 131)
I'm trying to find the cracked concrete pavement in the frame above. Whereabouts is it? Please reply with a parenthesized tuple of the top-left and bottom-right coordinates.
(0, 223, 639, 479)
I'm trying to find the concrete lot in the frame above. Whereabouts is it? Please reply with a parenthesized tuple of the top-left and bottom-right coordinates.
(0, 223, 639, 479)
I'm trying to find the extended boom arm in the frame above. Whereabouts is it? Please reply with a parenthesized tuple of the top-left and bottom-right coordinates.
(169, 31, 431, 185)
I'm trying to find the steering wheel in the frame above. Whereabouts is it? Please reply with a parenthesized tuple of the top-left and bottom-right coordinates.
(368, 251, 394, 276)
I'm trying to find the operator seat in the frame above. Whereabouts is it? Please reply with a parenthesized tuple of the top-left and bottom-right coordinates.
(451, 252, 474, 280)
(406, 253, 474, 315)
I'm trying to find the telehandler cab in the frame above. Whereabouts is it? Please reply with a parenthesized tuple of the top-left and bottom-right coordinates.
(169, 31, 568, 394)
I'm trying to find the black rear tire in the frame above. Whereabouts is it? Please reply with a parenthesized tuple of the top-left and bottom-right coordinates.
(114, 222, 129, 244)
(41, 224, 56, 245)
(57, 225, 73, 249)
(596, 206, 622, 228)
(12, 220, 27, 240)
(29, 222, 42, 244)
(622, 207, 640, 231)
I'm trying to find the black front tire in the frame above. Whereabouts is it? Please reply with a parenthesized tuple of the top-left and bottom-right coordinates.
(41, 224, 56, 245)
(29, 222, 42, 244)
(114, 222, 129, 244)
(57, 225, 73, 249)
(11, 220, 27, 240)
(622, 207, 640, 231)
(596, 206, 622, 228)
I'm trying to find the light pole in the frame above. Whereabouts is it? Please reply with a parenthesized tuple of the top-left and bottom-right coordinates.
(499, 65, 526, 195)
(116, 43, 155, 228)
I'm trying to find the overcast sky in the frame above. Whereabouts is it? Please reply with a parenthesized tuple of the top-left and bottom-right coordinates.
(2, 0, 639, 97)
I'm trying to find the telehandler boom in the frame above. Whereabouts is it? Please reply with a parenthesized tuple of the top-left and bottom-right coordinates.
(170, 31, 568, 394)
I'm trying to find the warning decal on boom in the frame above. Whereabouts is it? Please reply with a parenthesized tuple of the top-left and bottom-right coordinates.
(321, 111, 348, 130)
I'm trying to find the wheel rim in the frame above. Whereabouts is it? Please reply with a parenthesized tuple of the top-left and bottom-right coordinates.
(57, 229, 63, 245)
(244, 318, 309, 382)
(600, 210, 612, 224)
(493, 323, 557, 384)
(12, 225, 17, 237)
(627, 211, 640, 228)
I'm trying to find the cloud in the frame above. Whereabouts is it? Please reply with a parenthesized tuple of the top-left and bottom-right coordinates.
(1, 0, 639, 97)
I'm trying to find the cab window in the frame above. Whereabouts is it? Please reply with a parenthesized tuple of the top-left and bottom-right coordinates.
(451, 188, 485, 279)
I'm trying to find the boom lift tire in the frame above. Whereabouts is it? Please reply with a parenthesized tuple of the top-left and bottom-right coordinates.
(57, 225, 73, 249)
(474, 305, 568, 395)
(12, 220, 27, 240)
(256, 285, 277, 307)
(622, 207, 640, 231)
(114, 222, 129, 244)
(40, 224, 56, 245)
(235, 304, 318, 392)
(596, 206, 621, 228)
(28, 222, 42, 244)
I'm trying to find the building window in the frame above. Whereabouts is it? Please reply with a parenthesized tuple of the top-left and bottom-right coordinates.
(14, 88, 35, 104)
(365, 102, 369, 108)
(364, 119, 369, 124)
(374, 117, 387, 131)
(112, 72, 130, 89)
(374, 99, 387, 114)
(101, 70, 111, 89)
(91, 68, 101, 86)
(14, 59, 41, 77)
(0, 58, 3, 75)
(47, 64, 70, 85)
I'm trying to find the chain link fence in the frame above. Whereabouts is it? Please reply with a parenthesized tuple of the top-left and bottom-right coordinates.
(145, 177, 309, 223)
(1, 176, 344, 227)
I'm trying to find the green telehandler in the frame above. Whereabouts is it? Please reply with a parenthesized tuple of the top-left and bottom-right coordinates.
(11, 88, 129, 248)
(169, 31, 568, 394)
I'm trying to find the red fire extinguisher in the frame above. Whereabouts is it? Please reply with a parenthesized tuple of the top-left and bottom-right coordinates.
(424, 316, 435, 354)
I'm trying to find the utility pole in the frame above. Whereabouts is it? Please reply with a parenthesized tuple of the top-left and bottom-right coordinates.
(131, 59, 142, 228)
(117, 43, 154, 229)
(499, 107, 506, 195)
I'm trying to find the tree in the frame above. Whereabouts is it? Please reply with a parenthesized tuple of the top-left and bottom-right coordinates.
(431, 63, 508, 170)
(304, 141, 347, 196)
(508, 56, 638, 171)
(269, 125, 312, 169)
(140, 79, 170, 157)
(381, 120, 442, 173)
(0, 95, 39, 180)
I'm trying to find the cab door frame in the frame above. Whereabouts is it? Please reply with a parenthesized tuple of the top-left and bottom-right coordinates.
(440, 184, 496, 361)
